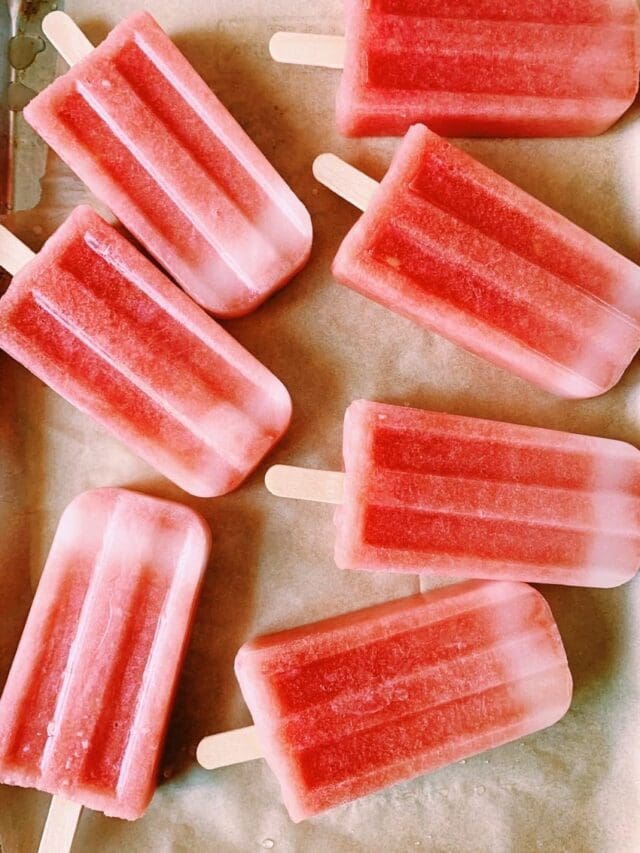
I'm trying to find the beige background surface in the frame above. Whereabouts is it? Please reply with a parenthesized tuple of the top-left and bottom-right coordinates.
(1, 1, 639, 850)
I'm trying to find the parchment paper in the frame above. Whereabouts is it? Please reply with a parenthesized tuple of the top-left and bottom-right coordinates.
(1, 1, 639, 850)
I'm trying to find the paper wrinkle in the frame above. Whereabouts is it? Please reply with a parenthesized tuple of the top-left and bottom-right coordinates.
(0, 1, 639, 850)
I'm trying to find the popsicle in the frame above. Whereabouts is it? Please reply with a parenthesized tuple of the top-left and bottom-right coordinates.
(0, 206, 292, 497)
(314, 125, 640, 399)
(265, 400, 640, 587)
(270, 0, 640, 137)
(197, 580, 573, 821)
(24, 10, 312, 317)
(0, 488, 210, 851)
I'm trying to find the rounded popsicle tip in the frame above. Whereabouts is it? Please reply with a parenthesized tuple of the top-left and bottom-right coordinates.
(269, 32, 291, 63)
(42, 10, 94, 67)
(41, 9, 69, 34)
(196, 727, 262, 771)
(265, 464, 287, 497)
(312, 153, 342, 184)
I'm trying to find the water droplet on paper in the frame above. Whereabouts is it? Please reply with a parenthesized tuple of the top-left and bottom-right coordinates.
(8, 80, 37, 111)
(458, 759, 466, 765)
(8, 34, 45, 71)
(261, 840, 275, 850)
(475, 784, 486, 795)
(46, 722, 56, 737)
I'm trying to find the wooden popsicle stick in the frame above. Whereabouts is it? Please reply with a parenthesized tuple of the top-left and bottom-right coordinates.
(265, 465, 345, 504)
(0, 225, 36, 275)
(196, 725, 263, 770)
(269, 32, 346, 69)
(38, 796, 82, 853)
(42, 11, 93, 67)
(312, 154, 379, 212)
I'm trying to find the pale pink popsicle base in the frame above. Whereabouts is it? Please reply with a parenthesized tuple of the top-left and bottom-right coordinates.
(335, 400, 640, 587)
(0, 489, 210, 819)
(236, 580, 572, 821)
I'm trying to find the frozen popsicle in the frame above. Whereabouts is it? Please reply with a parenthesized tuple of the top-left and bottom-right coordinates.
(197, 580, 572, 821)
(265, 400, 640, 587)
(24, 10, 312, 317)
(270, 0, 640, 137)
(314, 125, 640, 398)
(0, 206, 292, 497)
(0, 488, 210, 851)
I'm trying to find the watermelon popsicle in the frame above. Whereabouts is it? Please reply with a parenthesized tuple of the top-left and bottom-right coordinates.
(197, 580, 573, 821)
(270, 0, 640, 137)
(0, 207, 292, 497)
(25, 11, 312, 317)
(0, 488, 210, 850)
(315, 125, 640, 399)
(265, 400, 640, 587)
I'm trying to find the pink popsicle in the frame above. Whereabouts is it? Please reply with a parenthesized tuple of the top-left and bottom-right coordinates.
(335, 400, 640, 587)
(331, 125, 640, 398)
(25, 11, 312, 317)
(0, 488, 210, 820)
(336, 0, 640, 137)
(235, 580, 572, 821)
(0, 206, 292, 497)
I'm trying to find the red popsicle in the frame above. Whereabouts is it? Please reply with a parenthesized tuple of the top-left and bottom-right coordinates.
(223, 581, 573, 821)
(321, 125, 640, 398)
(266, 400, 640, 587)
(0, 488, 210, 848)
(270, 0, 640, 137)
(0, 207, 292, 497)
(26, 11, 312, 317)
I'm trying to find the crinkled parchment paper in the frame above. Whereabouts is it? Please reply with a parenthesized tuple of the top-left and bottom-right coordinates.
(0, 1, 639, 850)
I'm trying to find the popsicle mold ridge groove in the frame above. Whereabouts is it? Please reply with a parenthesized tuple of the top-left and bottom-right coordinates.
(0, 488, 211, 820)
(235, 580, 573, 821)
(331, 125, 640, 399)
(0, 207, 292, 496)
(25, 10, 313, 316)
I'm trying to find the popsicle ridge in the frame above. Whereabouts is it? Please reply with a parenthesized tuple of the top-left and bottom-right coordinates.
(0, 489, 210, 820)
(335, 401, 640, 585)
(337, 0, 640, 136)
(235, 581, 572, 821)
(26, 11, 312, 316)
